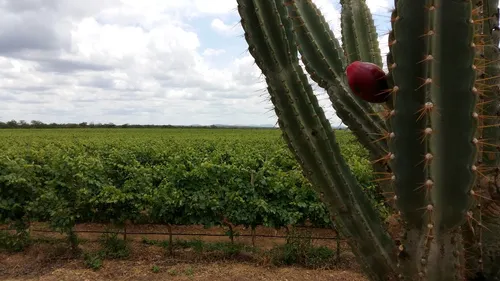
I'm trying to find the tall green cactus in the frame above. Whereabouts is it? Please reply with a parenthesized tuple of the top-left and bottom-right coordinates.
(237, 0, 500, 280)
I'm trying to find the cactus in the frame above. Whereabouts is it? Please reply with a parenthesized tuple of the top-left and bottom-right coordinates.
(236, 0, 500, 280)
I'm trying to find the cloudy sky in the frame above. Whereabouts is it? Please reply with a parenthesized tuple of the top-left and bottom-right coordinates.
(0, 0, 393, 126)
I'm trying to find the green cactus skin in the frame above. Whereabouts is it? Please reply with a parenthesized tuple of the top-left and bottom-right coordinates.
(391, 0, 477, 251)
(385, 2, 478, 273)
(463, 2, 500, 279)
(427, 0, 477, 232)
(479, 0, 500, 168)
(236, 0, 500, 280)
(339, 0, 388, 118)
(340, 0, 383, 68)
(388, 0, 429, 231)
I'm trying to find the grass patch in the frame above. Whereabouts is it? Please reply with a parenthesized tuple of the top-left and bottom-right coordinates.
(267, 228, 337, 269)
(4, 230, 342, 271)
(83, 231, 131, 270)
(0, 230, 31, 252)
(139, 231, 339, 269)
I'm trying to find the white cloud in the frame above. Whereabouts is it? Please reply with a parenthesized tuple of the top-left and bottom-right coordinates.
(366, 0, 393, 14)
(210, 18, 241, 36)
(378, 34, 390, 70)
(203, 48, 226, 57)
(0, 0, 391, 126)
(194, 0, 236, 15)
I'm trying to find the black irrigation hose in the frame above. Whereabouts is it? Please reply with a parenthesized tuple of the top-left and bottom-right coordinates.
(28, 229, 345, 241)
(0, 228, 345, 241)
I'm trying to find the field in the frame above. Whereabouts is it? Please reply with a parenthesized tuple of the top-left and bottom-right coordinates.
(0, 128, 378, 280)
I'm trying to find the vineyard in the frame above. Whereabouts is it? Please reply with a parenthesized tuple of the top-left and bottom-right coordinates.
(0, 128, 382, 250)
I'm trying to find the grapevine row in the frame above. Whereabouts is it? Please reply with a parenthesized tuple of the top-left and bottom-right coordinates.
(0, 129, 381, 238)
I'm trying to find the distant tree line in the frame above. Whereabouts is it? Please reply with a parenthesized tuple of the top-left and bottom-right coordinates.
(0, 119, 285, 129)
(0, 119, 350, 130)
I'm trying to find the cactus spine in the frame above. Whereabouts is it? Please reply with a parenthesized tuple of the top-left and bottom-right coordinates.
(237, 0, 500, 280)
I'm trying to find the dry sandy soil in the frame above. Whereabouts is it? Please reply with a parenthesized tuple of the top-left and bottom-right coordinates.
(0, 223, 367, 281)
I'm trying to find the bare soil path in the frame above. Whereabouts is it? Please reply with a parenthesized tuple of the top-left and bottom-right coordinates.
(0, 223, 367, 281)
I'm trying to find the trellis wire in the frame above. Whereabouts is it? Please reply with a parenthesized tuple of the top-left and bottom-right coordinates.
(0, 224, 344, 241)
(24, 228, 343, 240)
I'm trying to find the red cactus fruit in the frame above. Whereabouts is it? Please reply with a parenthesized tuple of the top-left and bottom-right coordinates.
(345, 61, 390, 103)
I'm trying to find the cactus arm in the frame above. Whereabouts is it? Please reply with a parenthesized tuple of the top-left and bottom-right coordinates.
(286, 0, 385, 118)
(340, 2, 360, 64)
(286, 0, 384, 121)
(236, 1, 398, 279)
(339, 0, 390, 126)
(387, 0, 429, 230)
(428, 0, 477, 231)
(479, 0, 500, 168)
(338, 0, 393, 203)
(285, 0, 347, 78)
(325, 85, 387, 158)
(285, 0, 388, 139)
(286, 0, 397, 209)
(340, 0, 383, 68)
(292, 0, 398, 209)
(389, 0, 477, 231)
(389, 1, 478, 279)
(480, 1, 500, 277)
(285, 0, 394, 198)
(464, 1, 500, 279)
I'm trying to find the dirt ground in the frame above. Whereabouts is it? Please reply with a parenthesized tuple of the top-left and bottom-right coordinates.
(0, 223, 367, 281)
(1, 259, 367, 281)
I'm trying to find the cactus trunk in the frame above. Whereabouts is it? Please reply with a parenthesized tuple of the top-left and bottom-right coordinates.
(237, 0, 500, 280)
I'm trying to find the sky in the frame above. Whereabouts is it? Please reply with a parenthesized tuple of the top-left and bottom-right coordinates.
(0, 0, 394, 126)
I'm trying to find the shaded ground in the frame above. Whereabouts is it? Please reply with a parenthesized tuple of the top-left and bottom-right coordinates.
(1, 259, 366, 281)
(0, 223, 366, 281)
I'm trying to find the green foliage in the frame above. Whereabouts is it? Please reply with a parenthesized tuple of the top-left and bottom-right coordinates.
(150, 236, 337, 268)
(268, 228, 336, 268)
(84, 251, 103, 271)
(83, 231, 130, 270)
(0, 229, 31, 252)
(167, 268, 178, 276)
(99, 232, 130, 259)
(0, 128, 380, 235)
